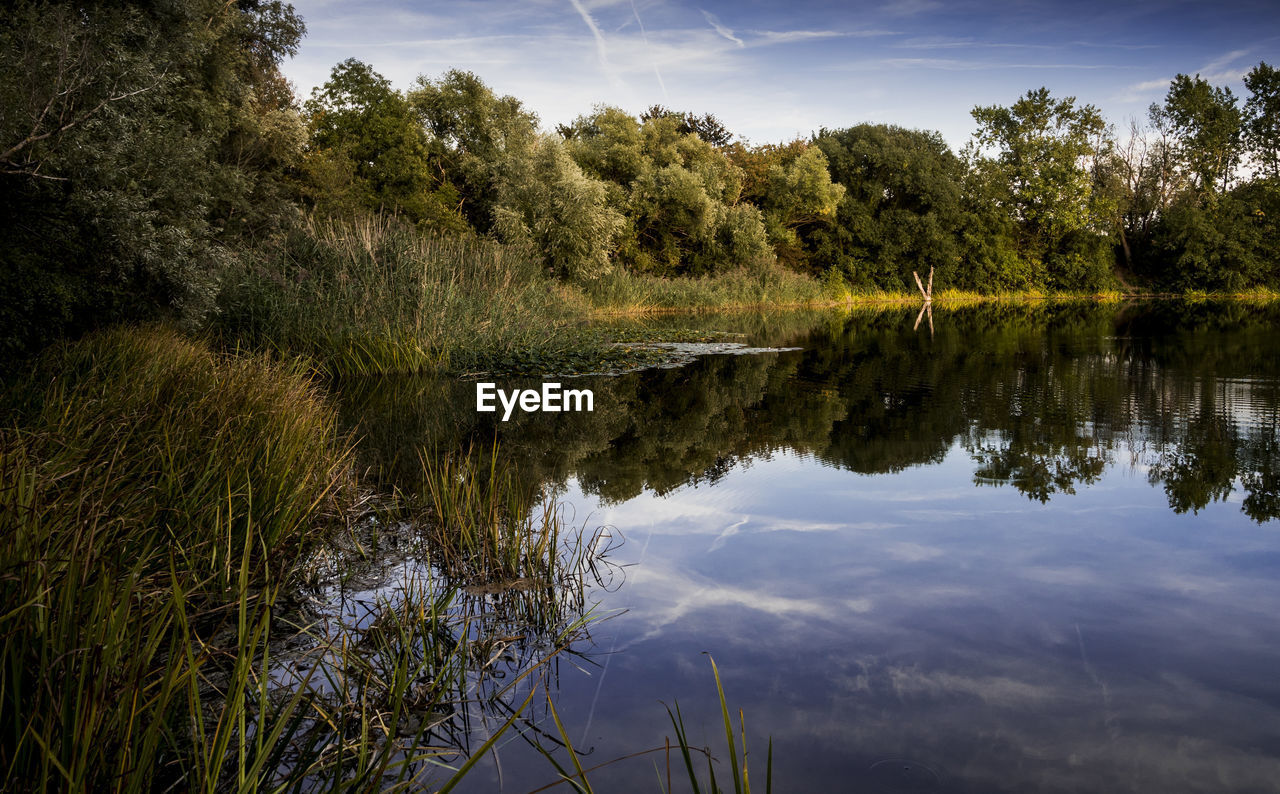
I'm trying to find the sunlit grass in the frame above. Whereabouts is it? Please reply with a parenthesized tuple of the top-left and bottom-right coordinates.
(0, 328, 603, 791)
(216, 214, 591, 376)
(0, 326, 353, 789)
(569, 266, 828, 315)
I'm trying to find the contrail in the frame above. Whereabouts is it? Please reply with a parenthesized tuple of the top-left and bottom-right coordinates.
(631, 0, 669, 101)
(701, 8, 744, 48)
(570, 0, 612, 70)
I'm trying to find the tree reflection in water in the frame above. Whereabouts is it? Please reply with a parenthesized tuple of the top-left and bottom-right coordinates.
(335, 300, 1280, 523)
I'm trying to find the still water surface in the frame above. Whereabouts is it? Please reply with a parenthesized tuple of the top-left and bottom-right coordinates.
(338, 301, 1280, 793)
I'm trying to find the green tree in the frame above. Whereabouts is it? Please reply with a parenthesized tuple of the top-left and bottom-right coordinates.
(811, 124, 969, 289)
(407, 71, 618, 278)
(726, 141, 843, 269)
(301, 59, 466, 231)
(407, 70, 540, 234)
(1244, 61, 1280, 181)
(1145, 183, 1278, 291)
(563, 108, 772, 275)
(968, 88, 1113, 289)
(492, 135, 624, 281)
(0, 0, 306, 359)
(1153, 73, 1243, 196)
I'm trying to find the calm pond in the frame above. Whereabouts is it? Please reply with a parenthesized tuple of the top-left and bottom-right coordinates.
(333, 300, 1280, 793)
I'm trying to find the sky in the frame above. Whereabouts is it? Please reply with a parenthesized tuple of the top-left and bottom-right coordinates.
(282, 0, 1280, 150)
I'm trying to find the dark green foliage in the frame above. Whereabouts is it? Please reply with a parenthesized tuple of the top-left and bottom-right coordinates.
(0, 0, 305, 360)
(1244, 62, 1280, 181)
(300, 59, 469, 232)
(811, 124, 967, 289)
(726, 139, 844, 270)
(1143, 181, 1280, 291)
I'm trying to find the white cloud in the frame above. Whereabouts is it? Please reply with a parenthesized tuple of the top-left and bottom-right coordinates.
(700, 9, 744, 48)
(1200, 48, 1250, 75)
(569, 0, 624, 88)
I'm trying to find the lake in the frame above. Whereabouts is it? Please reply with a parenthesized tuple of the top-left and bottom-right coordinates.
(331, 300, 1280, 793)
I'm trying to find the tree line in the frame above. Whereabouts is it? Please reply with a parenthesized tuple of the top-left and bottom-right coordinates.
(2, 1, 1278, 361)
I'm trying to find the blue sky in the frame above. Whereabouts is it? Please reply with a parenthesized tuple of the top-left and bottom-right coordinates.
(283, 0, 1280, 149)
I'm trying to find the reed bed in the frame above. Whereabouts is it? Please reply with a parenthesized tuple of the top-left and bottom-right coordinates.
(216, 215, 588, 377)
(571, 266, 827, 315)
(0, 326, 354, 789)
(0, 328, 592, 791)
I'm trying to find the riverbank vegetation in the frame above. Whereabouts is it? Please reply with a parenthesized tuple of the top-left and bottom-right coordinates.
(1, 1, 1278, 789)
(3, 1, 1278, 369)
(0, 326, 621, 789)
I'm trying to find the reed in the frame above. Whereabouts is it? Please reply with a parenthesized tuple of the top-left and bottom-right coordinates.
(528, 655, 771, 794)
(215, 215, 590, 376)
(0, 329, 579, 791)
(572, 266, 828, 315)
(0, 326, 356, 789)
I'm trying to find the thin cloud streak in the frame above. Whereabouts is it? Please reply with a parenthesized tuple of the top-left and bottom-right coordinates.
(569, 0, 624, 89)
(700, 9, 744, 47)
(630, 0, 669, 101)
(751, 29, 896, 44)
(841, 57, 1120, 71)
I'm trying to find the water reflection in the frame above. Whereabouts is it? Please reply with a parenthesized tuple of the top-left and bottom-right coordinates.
(337, 300, 1280, 523)
(334, 301, 1280, 793)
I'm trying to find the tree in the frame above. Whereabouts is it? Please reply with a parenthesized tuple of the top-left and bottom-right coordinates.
(1153, 73, 1243, 196)
(639, 105, 734, 147)
(726, 140, 843, 269)
(492, 135, 623, 281)
(301, 59, 465, 231)
(0, 0, 307, 358)
(407, 70, 540, 234)
(1244, 61, 1280, 181)
(968, 88, 1113, 289)
(562, 108, 772, 276)
(811, 124, 969, 289)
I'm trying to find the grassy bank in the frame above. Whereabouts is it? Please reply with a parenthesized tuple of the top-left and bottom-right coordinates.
(567, 266, 1141, 318)
(0, 326, 713, 791)
(0, 327, 355, 788)
(0, 328, 568, 790)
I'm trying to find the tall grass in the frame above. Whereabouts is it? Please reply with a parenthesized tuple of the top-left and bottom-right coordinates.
(0, 326, 354, 789)
(1, 328, 622, 790)
(1, 325, 776, 791)
(215, 215, 590, 377)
